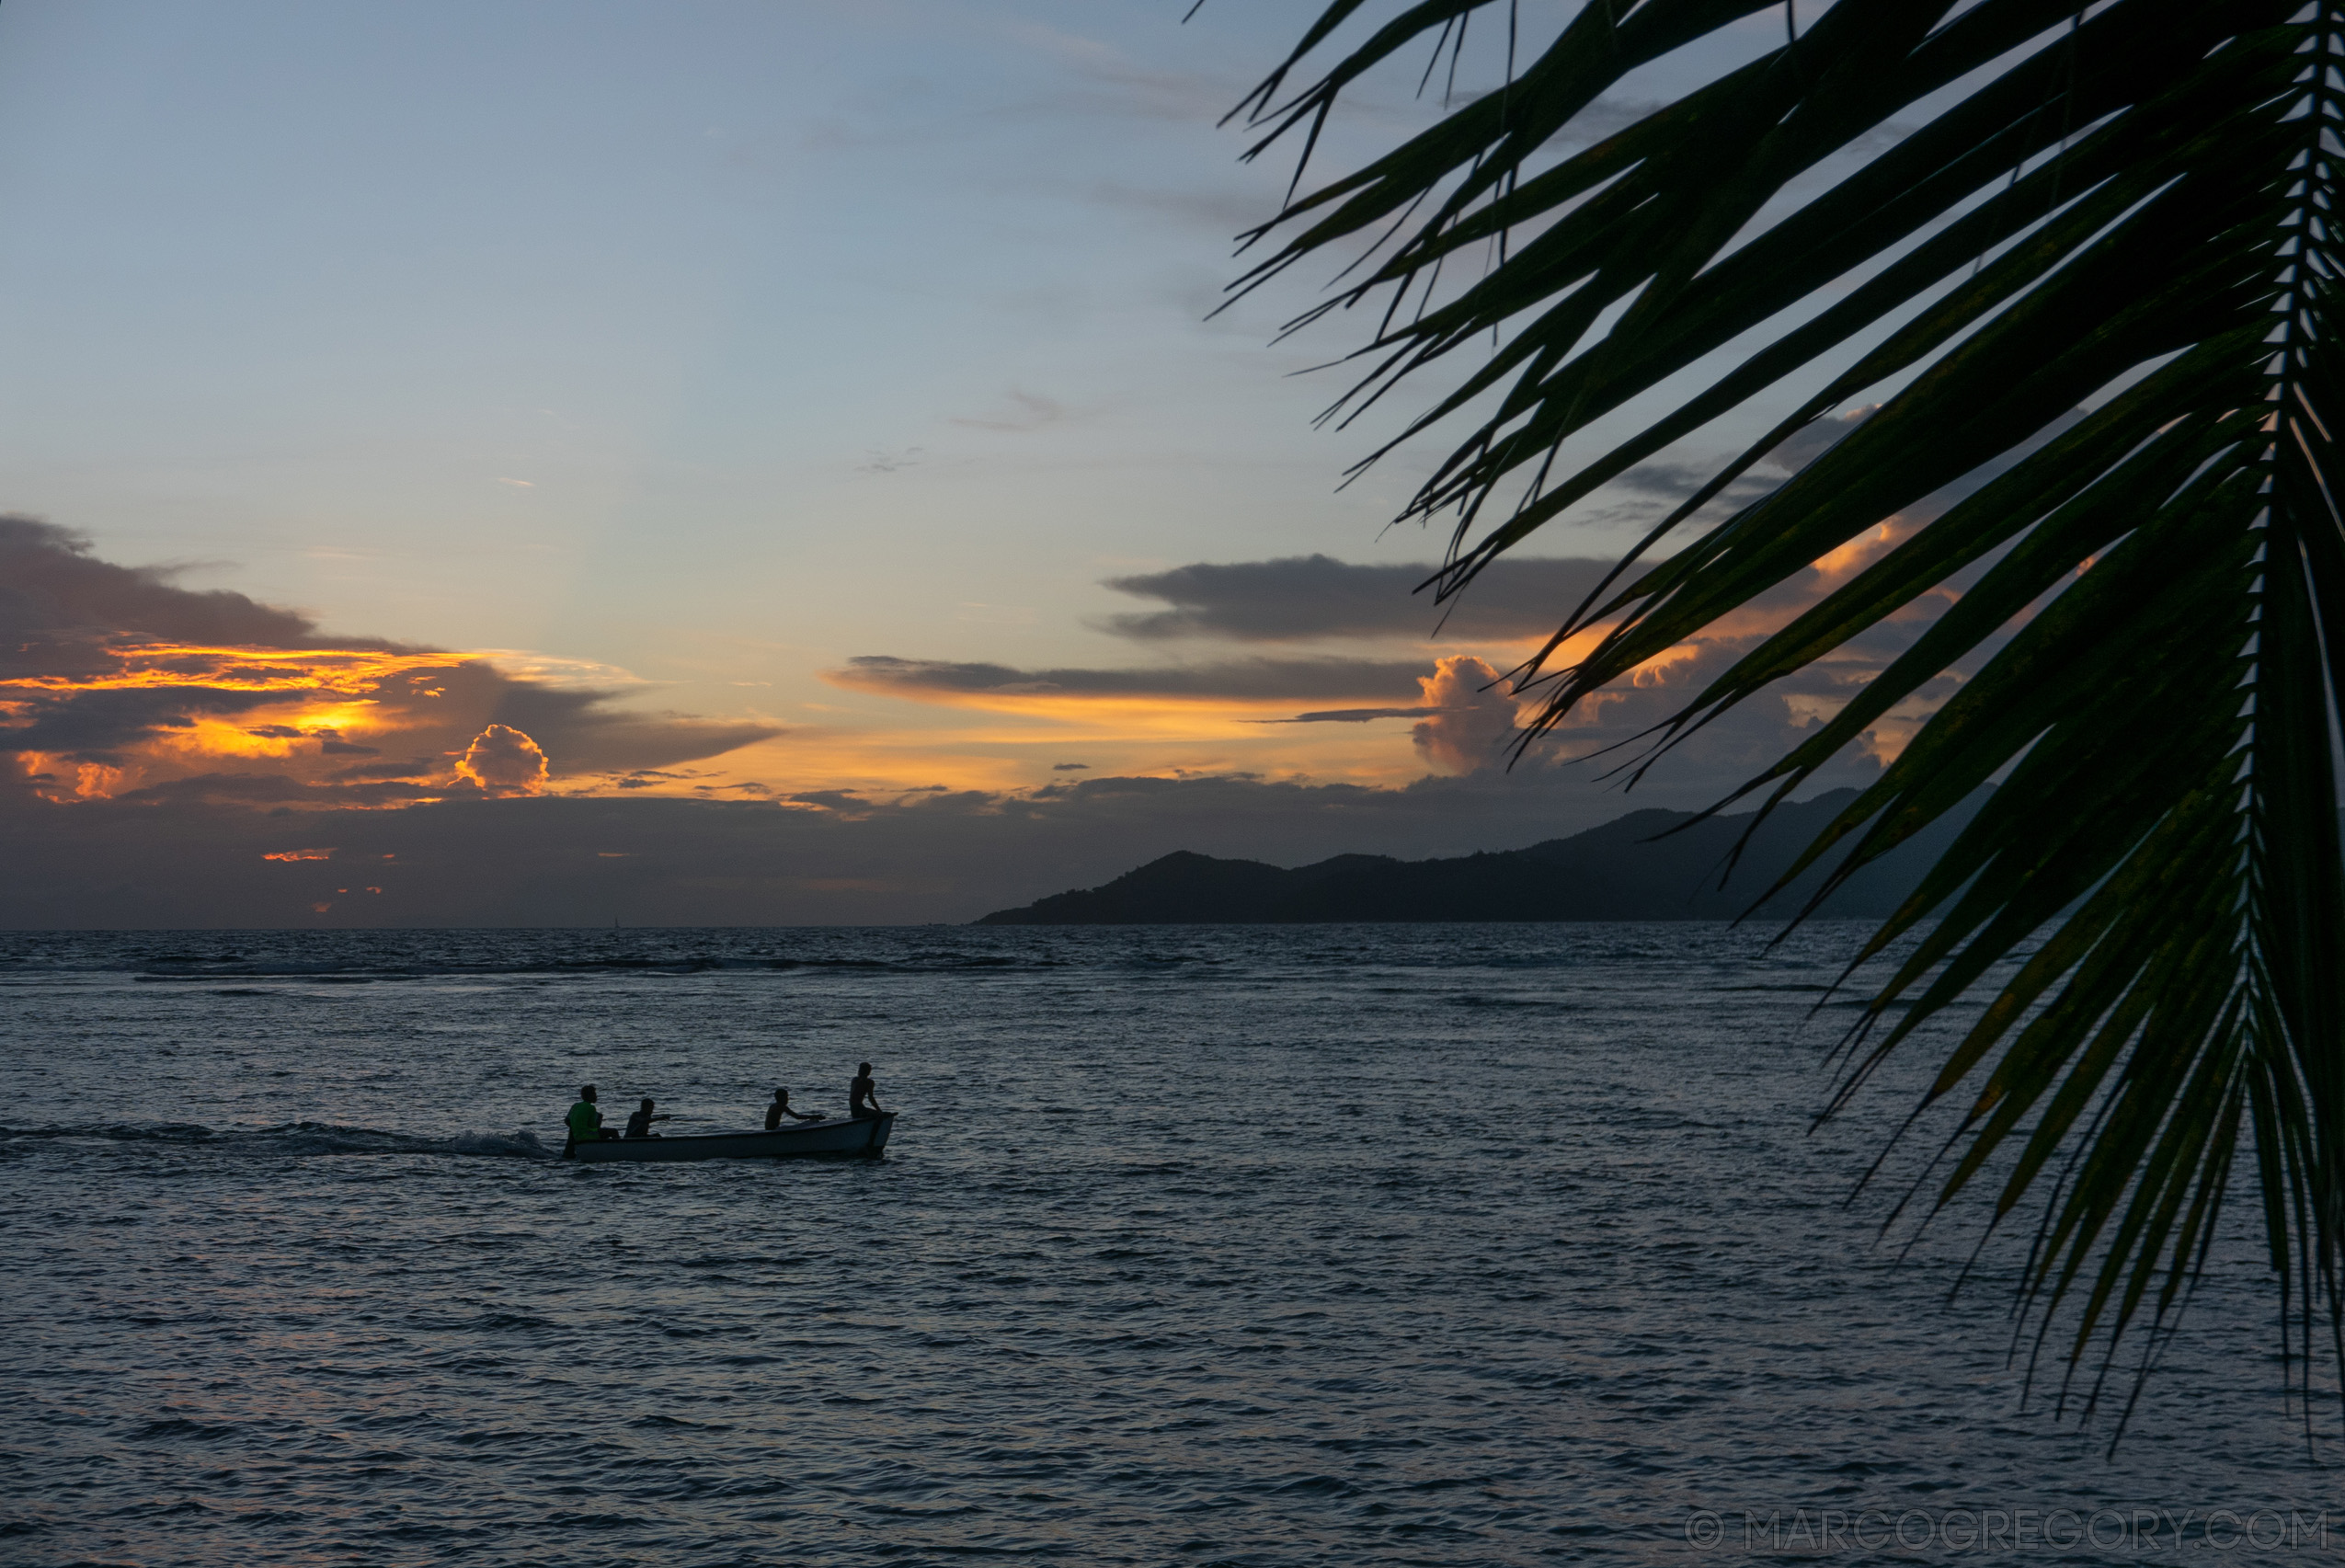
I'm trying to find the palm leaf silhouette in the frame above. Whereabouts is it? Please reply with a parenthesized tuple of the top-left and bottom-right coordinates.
(1230, 1, 2345, 1433)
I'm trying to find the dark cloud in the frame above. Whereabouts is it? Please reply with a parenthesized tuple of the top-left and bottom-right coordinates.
(1505, 628, 1929, 793)
(1259, 706, 1448, 724)
(1607, 405, 2086, 528)
(1092, 407, 2074, 668)
(1578, 409, 1916, 529)
(0, 518, 781, 789)
(330, 760, 435, 781)
(484, 684, 781, 776)
(785, 789, 871, 812)
(0, 514, 350, 664)
(0, 686, 280, 762)
(109, 773, 445, 809)
(1610, 461, 1782, 509)
(1100, 554, 1618, 644)
(0, 765, 1879, 929)
(829, 654, 1432, 702)
(0, 580, 1897, 928)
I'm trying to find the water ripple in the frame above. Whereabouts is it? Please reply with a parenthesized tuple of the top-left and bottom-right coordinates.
(0, 923, 2322, 1565)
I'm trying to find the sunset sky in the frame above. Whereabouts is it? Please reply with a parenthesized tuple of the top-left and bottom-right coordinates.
(0, 1, 1950, 925)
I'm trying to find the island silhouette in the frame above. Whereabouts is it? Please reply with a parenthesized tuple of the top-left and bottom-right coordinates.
(977, 788, 1973, 925)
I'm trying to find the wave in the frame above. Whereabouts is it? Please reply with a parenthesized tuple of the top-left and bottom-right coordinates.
(109, 954, 1068, 982)
(0, 923, 1859, 986)
(27, 945, 1552, 983)
(0, 1120, 555, 1160)
(83, 952, 1239, 983)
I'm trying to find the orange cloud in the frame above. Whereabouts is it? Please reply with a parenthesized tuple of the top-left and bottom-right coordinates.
(16, 754, 125, 802)
(152, 708, 385, 761)
(1, 644, 466, 695)
(1808, 521, 1905, 581)
(2, 520, 780, 811)
(262, 848, 336, 862)
(454, 725, 550, 796)
(1630, 644, 1702, 688)
(1411, 657, 1527, 774)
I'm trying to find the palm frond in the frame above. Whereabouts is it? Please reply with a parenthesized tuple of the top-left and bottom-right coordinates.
(1234, 0, 2345, 1434)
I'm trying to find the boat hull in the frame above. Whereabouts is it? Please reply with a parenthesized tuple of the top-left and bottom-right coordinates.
(567, 1114, 895, 1162)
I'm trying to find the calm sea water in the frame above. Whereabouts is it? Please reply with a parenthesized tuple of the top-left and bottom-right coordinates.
(0, 924, 2332, 1566)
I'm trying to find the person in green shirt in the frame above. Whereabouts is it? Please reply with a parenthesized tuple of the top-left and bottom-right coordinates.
(564, 1084, 612, 1155)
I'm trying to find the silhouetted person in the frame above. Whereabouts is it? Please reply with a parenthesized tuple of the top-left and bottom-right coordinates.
(565, 1084, 611, 1155)
(849, 1062, 885, 1120)
(623, 1097, 672, 1139)
(766, 1087, 819, 1129)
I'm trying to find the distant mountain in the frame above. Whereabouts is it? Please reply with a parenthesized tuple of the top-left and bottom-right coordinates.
(974, 789, 1975, 924)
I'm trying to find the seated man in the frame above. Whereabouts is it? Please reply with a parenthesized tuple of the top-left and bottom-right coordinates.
(848, 1061, 886, 1120)
(765, 1087, 821, 1129)
(623, 1097, 672, 1139)
(565, 1084, 612, 1153)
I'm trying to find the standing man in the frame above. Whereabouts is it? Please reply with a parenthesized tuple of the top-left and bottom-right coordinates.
(848, 1061, 885, 1120)
(565, 1084, 611, 1156)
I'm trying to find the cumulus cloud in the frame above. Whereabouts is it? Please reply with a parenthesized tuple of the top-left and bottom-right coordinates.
(454, 725, 551, 796)
(1411, 657, 1527, 774)
(1100, 554, 1619, 643)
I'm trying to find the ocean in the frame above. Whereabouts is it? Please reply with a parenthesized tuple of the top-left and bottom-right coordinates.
(0, 924, 2330, 1565)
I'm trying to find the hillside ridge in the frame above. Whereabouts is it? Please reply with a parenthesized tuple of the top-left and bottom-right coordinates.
(974, 789, 1970, 924)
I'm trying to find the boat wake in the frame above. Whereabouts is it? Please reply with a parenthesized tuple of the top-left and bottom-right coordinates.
(0, 1120, 555, 1159)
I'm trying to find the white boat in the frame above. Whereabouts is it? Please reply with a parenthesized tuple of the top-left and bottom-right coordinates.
(566, 1113, 896, 1162)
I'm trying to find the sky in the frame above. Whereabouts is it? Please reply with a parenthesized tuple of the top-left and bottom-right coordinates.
(0, 0, 1957, 927)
